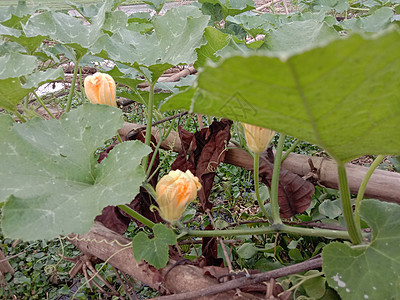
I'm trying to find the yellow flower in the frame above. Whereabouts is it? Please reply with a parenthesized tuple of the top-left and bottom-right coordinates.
(84, 72, 117, 107)
(155, 170, 202, 224)
(242, 123, 275, 154)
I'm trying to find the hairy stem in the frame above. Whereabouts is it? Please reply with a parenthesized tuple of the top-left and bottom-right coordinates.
(337, 162, 363, 244)
(254, 152, 271, 219)
(186, 223, 361, 240)
(281, 139, 300, 163)
(270, 133, 286, 224)
(354, 155, 385, 234)
(14, 110, 26, 123)
(65, 59, 81, 113)
(33, 91, 56, 119)
(117, 204, 155, 229)
(146, 118, 176, 179)
(143, 82, 155, 171)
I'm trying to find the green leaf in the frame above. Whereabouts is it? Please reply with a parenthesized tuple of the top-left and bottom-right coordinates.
(263, 19, 339, 53)
(305, 0, 349, 13)
(131, 223, 176, 269)
(22, 1, 112, 57)
(0, 23, 21, 37)
(92, 6, 209, 81)
(0, 63, 64, 112)
(237, 243, 258, 259)
(318, 200, 342, 219)
(195, 26, 231, 68)
(0, 104, 151, 240)
(199, 0, 255, 19)
(322, 199, 400, 299)
(102, 10, 128, 33)
(342, 7, 394, 33)
(0, 52, 37, 79)
(143, 0, 166, 14)
(226, 14, 273, 37)
(303, 270, 326, 299)
(161, 30, 400, 162)
(0, 78, 32, 112)
(22, 67, 65, 89)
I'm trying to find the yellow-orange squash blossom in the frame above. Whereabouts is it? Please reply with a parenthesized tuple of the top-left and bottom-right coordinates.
(242, 123, 275, 154)
(84, 72, 117, 107)
(155, 170, 202, 224)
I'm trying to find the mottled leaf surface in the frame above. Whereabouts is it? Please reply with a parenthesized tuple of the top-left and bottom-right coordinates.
(0, 105, 151, 240)
(322, 199, 400, 299)
(91, 6, 209, 81)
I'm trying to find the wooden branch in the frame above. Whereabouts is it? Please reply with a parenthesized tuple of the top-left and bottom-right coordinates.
(119, 123, 400, 204)
(68, 222, 322, 299)
(153, 256, 321, 300)
(0, 249, 14, 275)
(68, 222, 259, 299)
(137, 66, 197, 89)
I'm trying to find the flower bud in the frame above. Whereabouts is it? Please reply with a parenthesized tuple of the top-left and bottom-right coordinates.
(242, 123, 275, 154)
(84, 72, 117, 107)
(155, 170, 202, 224)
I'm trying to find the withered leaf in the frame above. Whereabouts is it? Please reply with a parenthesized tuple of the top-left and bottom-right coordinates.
(258, 154, 314, 218)
(202, 224, 223, 267)
(171, 119, 233, 210)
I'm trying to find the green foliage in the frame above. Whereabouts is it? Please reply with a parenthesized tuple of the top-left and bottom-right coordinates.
(143, 0, 166, 13)
(132, 223, 177, 269)
(322, 199, 400, 299)
(1, 0, 400, 298)
(198, 0, 255, 20)
(0, 105, 151, 240)
(162, 30, 400, 163)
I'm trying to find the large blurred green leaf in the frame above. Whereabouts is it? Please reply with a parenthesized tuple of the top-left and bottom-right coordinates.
(322, 199, 400, 299)
(0, 104, 151, 240)
(161, 30, 400, 162)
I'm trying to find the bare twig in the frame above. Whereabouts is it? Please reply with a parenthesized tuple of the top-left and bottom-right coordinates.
(113, 266, 134, 300)
(255, 0, 283, 11)
(137, 66, 197, 89)
(206, 211, 234, 273)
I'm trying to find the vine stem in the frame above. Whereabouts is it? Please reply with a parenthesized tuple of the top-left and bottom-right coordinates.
(14, 110, 26, 123)
(185, 223, 365, 240)
(281, 139, 300, 163)
(33, 91, 56, 119)
(65, 60, 81, 113)
(337, 162, 363, 244)
(117, 204, 155, 229)
(254, 152, 270, 219)
(354, 154, 385, 234)
(146, 118, 176, 179)
(143, 82, 155, 171)
(270, 133, 286, 224)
